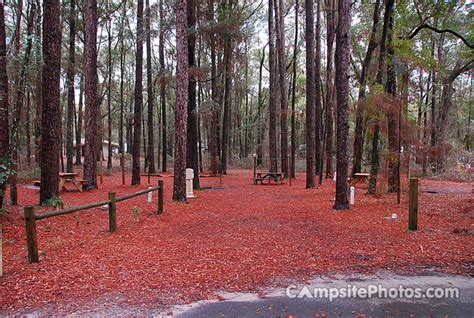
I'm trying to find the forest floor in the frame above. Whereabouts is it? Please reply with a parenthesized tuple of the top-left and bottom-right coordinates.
(0, 169, 473, 315)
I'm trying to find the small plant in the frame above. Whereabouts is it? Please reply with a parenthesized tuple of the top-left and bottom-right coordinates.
(132, 206, 141, 223)
(43, 197, 65, 210)
(0, 160, 15, 202)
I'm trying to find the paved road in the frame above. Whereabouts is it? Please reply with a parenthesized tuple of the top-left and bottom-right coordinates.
(172, 273, 474, 318)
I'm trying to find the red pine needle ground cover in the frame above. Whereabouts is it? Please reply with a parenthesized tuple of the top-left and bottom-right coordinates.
(1, 170, 473, 314)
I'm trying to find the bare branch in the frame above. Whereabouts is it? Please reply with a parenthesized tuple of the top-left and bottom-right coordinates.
(407, 24, 474, 49)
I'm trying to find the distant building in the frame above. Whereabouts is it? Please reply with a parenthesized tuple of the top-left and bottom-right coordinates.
(73, 139, 122, 158)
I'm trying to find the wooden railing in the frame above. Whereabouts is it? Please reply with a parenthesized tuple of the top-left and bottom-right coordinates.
(24, 180, 164, 263)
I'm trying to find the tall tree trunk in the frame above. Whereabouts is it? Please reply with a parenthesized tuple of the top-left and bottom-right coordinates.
(0, 3, 7, 276)
(268, 0, 278, 173)
(324, 0, 335, 179)
(34, 0, 42, 164)
(221, 0, 235, 174)
(422, 70, 431, 175)
(186, 0, 200, 188)
(435, 61, 473, 171)
(0, 0, 9, 210)
(314, 0, 322, 176)
(352, 0, 381, 176)
(333, 0, 351, 210)
(132, 0, 144, 185)
(75, 74, 83, 165)
(417, 68, 424, 142)
(66, 0, 76, 173)
(26, 89, 31, 164)
(10, 2, 35, 205)
(145, 0, 155, 174)
(159, 0, 167, 172)
(119, 4, 126, 183)
(275, 0, 289, 177)
(290, 0, 298, 179)
(256, 49, 265, 166)
(40, 0, 61, 203)
(106, 5, 113, 173)
(305, 0, 315, 188)
(244, 41, 249, 159)
(208, 0, 219, 175)
(83, 0, 99, 190)
(368, 0, 392, 194)
(385, 0, 398, 193)
(173, 0, 188, 201)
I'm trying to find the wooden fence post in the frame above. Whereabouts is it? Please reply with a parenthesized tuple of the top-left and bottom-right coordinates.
(24, 206, 39, 263)
(253, 154, 257, 184)
(158, 180, 164, 214)
(408, 178, 418, 231)
(108, 192, 117, 232)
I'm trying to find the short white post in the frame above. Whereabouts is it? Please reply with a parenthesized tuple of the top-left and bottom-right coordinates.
(147, 187, 153, 203)
(333, 171, 337, 181)
(350, 186, 355, 205)
(186, 168, 195, 198)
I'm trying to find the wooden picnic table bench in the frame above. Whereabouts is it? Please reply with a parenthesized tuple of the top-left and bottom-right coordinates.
(254, 172, 284, 185)
(349, 173, 370, 186)
(33, 173, 85, 192)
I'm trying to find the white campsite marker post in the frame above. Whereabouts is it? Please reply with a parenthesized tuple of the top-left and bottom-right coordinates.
(147, 187, 153, 203)
(350, 186, 355, 205)
(333, 171, 337, 181)
(186, 168, 195, 198)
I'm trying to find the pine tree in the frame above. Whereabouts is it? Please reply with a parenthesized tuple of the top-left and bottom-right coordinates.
(40, 0, 62, 203)
(83, 0, 99, 190)
(333, 0, 351, 210)
(173, 0, 188, 202)
(132, 0, 144, 185)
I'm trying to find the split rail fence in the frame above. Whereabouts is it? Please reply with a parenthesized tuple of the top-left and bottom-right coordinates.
(24, 180, 164, 263)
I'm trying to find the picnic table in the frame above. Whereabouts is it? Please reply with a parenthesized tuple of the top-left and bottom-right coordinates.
(254, 172, 284, 185)
(33, 172, 85, 192)
(59, 173, 85, 192)
(349, 173, 370, 186)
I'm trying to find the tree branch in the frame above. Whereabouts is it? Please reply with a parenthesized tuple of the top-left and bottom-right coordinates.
(408, 24, 474, 49)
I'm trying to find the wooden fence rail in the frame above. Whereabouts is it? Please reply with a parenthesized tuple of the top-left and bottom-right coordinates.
(25, 180, 164, 263)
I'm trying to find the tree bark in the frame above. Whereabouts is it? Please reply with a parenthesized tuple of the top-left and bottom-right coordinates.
(324, 0, 335, 179)
(145, 0, 155, 174)
(83, 0, 99, 190)
(10, 2, 35, 205)
(186, 0, 200, 188)
(119, 4, 126, 183)
(385, 0, 398, 193)
(352, 0, 381, 176)
(333, 0, 351, 210)
(290, 0, 298, 179)
(305, 0, 315, 188)
(221, 0, 235, 174)
(208, 0, 219, 175)
(106, 5, 113, 173)
(66, 0, 76, 173)
(33, 0, 42, 165)
(314, 0, 322, 176)
(256, 49, 265, 166)
(132, 0, 144, 185)
(275, 0, 289, 177)
(268, 0, 278, 173)
(40, 0, 61, 203)
(159, 0, 167, 172)
(368, 0, 393, 194)
(0, 0, 9, 209)
(173, 0, 188, 202)
(435, 60, 473, 170)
